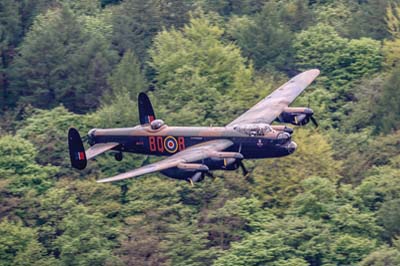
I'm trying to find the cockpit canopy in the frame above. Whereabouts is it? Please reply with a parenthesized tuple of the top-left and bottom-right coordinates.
(150, 119, 165, 130)
(233, 123, 273, 136)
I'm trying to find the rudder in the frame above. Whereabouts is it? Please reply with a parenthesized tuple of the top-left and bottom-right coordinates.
(138, 92, 156, 125)
(68, 128, 87, 170)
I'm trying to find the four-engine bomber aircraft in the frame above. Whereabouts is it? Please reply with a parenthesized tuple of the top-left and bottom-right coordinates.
(68, 69, 320, 184)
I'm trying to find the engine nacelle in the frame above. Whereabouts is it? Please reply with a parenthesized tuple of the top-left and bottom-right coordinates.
(276, 107, 314, 126)
(161, 163, 208, 180)
(208, 157, 240, 171)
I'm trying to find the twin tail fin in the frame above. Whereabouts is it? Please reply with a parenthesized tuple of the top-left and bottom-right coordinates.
(138, 92, 156, 125)
(68, 128, 87, 170)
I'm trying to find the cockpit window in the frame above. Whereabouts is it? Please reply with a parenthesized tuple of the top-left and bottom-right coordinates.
(233, 124, 273, 136)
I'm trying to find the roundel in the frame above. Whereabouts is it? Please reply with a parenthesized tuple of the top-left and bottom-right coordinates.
(164, 136, 178, 153)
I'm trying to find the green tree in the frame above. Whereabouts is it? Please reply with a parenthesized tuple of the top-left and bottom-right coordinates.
(16, 106, 90, 176)
(375, 68, 400, 133)
(348, 0, 391, 40)
(331, 204, 382, 239)
(149, 15, 255, 126)
(314, 1, 353, 37)
(334, 38, 382, 87)
(111, 0, 193, 65)
(55, 204, 121, 266)
(383, 38, 400, 68)
(0, 0, 21, 110)
(355, 165, 400, 212)
(383, 3, 400, 69)
(280, 0, 313, 32)
(329, 129, 400, 182)
(294, 23, 347, 75)
(9, 6, 117, 112)
(377, 199, 400, 240)
(0, 135, 57, 195)
(106, 50, 147, 102)
(213, 216, 332, 266)
(58, 0, 100, 16)
(117, 177, 197, 266)
(343, 76, 385, 132)
(251, 129, 341, 209)
(30, 179, 121, 263)
(227, 2, 294, 71)
(294, 23, 382, 88)
(198, 0, 265, 16)
(290, 177, 337, 220)
(0, 220, 56, 266)
(327, 234, 377, 265)
(213, 231, 296, 266)
(360, 246, 400, 266)
(202, 197, 269, 249)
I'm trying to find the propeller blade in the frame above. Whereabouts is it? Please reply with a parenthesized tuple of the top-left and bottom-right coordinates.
(238, 161, 248, 176)
(310, 116, 319, 128)
(205, 172, 216, 180)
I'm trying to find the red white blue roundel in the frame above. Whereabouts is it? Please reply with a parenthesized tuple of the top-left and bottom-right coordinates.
(164, 136, 178, 153)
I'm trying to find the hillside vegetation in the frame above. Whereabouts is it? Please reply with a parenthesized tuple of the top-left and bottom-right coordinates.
(1, 0, 400, 265)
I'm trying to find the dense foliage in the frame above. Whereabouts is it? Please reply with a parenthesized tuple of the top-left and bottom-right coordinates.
(1, 0, 400, 265)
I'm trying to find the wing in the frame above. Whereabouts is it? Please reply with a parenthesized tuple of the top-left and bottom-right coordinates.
(86, 143, 119, 160)
(96, 139, 234, 183)
(227, 69, 320, 126)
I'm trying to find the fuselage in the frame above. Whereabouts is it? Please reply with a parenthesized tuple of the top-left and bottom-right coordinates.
(88, 124, 297, 160)
(68, 69, 320, 183)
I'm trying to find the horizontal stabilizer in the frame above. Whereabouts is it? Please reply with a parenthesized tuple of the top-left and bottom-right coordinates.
(86, 143, 119, 160)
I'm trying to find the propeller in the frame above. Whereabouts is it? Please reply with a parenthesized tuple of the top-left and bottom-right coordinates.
(299, 108, 319, 128)
(205, 172, 216, 180)
(238, 161, 249, 176)
(310, 116, 319, 128)
(307, 97, 319, 128)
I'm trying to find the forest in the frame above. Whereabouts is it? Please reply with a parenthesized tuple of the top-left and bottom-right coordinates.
(1, 0, 400, 265)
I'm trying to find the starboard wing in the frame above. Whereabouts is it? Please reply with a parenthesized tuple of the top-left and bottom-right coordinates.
(227, 69, 320, 127)
(96, 139, 234, 183)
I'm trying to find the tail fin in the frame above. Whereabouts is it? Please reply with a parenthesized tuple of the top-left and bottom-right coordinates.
(138, 92, 156, 125)
(68, 128, 87, 170)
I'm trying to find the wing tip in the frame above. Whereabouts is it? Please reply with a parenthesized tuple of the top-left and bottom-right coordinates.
(307, 68, 320, 77)
(96, 177, 120, 183)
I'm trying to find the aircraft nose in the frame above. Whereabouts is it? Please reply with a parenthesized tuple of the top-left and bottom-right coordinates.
(287, 141, 297, 154)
